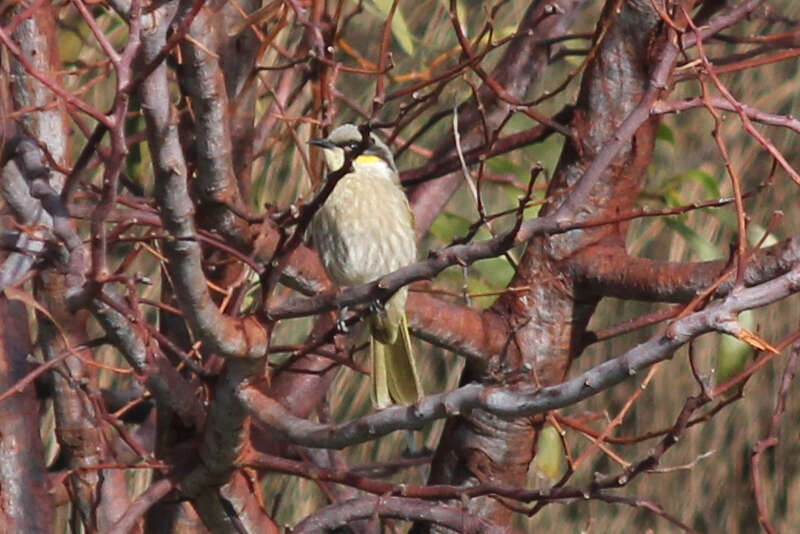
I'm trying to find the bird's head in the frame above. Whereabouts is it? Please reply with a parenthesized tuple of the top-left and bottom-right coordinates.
(310, 124, 398, 181)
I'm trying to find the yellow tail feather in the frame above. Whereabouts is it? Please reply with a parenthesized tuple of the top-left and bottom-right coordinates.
(370, 315, 422, 408)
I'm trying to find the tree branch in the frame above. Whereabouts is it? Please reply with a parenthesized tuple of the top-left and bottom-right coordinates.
(293, 496, 522, 534)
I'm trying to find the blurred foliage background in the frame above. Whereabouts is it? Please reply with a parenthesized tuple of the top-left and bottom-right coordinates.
(25, 0, 800, 531)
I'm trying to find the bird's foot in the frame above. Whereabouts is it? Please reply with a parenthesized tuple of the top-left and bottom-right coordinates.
(336, 306, 350, 333)
(368, 299, 386, 316)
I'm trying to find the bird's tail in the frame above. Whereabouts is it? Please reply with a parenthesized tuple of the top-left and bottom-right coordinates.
(370, 315, 422, 408)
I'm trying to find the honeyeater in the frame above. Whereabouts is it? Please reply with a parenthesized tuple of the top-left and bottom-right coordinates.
(310, 124, 422, 408)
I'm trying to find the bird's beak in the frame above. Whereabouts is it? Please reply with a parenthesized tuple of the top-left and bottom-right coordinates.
(309, 138, 335, 149)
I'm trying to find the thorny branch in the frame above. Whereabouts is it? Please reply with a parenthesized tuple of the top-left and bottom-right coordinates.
(1, 0, 799, 532)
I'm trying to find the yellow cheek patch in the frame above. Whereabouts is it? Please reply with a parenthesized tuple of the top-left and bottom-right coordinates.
(355, 154, 383, 164)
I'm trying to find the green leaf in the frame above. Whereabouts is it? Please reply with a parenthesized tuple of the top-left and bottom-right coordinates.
(486, 156, 522, 176)
(662, 188, 685, 208)
(371, 0, 415, 55)
(659, 169, 721, 202)
(59, 30, 84, 64)
(715, 310, 755, 386)
(747, 223, 780, 247)
(429, 212, 472, 242)
(657, 123, 675, 145)
(473, 255, 514, 289)
(465, 277, 496, 308)
(683, 169, 721, 198)
(535, 425, 567, 480)
(663, 218, 721, 261)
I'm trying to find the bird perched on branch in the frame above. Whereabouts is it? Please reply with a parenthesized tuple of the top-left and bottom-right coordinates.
(310, 124, 422, 408)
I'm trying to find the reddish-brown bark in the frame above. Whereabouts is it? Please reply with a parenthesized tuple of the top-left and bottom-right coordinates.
(2, 0, 798, 533)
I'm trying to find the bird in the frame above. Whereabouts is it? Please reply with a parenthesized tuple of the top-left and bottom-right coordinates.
(309, 124, 422, 408)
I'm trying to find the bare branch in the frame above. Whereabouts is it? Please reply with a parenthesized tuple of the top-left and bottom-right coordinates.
(293, 496, 522, 534)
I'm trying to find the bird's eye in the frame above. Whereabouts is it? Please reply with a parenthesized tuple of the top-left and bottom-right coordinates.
(346, 141, 359, 150)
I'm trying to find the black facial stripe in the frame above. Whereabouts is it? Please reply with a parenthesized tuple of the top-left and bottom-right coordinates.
(334, 139, 361, 149)
(331, 141, 388, 162)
